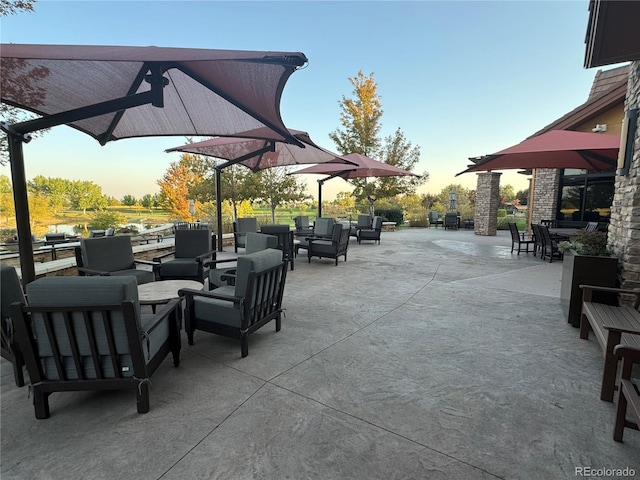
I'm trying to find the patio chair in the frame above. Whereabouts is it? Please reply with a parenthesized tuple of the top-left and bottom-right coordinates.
(357, 216, 383, 244)
(10, 276, 181, 418)
(1, 264, 26, 387)
(74, 236, 156, 285)
(350, 214, 372, 238)
(44, 232, 68, 245)
(428, 211, 443, 228)
(612, 345, 640, 442)
(293, 215, 314, 237)
(153, 228, 216, 283)
(89, 230, 105, 238)
(181, 248, 287, 358)
(444, 212, 458, 230)
(207, 232, 278, 290)
(296, 217, 335, 255)
(307, 223, 350, 265)
(233, 217, 259, 253)
(539, 225, 563, 263)
(508, 222, 535, 254)
(586, 221, 599, 232)
(259, 224, 296, 270)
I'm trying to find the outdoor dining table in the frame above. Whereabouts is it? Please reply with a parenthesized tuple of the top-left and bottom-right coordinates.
(549, 227, 581, 240)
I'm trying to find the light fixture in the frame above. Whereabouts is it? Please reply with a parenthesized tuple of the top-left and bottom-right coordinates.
(592, 124, 607, 133)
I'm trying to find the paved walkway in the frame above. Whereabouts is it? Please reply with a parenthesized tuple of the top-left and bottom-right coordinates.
(2, 228, 638, 479)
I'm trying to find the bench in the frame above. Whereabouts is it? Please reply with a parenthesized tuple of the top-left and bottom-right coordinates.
(580, 284, 640, 402)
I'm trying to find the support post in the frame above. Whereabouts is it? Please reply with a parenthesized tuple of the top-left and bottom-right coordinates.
(317, 179, 323, 217)
(215, 167, 223, 251)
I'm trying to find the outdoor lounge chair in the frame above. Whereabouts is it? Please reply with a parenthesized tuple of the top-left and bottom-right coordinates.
(181, 248, 287, 357)
(357, 216, 383, 244)
(350, 214, 372, 238)
(10, 276, 181, 418)
(75, 236, 157, 284)
(444, 212, 458, 230)
(1, 264, 26, 387)
(153, 228, 216, 283)
(296, 217, 335, 254)
(428, 211, 443, 228)
(539, 225, 563, 263)
(233, 217, 259, 253)
(259, 224, 296, 270)
(307, 223, 350, 265)
(508, 222, 535, 254)
(293, 215, 314, 236)
(208, 232, 278, 290)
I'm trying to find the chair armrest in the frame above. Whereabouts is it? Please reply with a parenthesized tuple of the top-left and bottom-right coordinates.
(152, 251, 175, 262)
(603, 324, 640, 335)
(179, 287, 241, 305)
(580, 285, 640, 295)
(195, 250, 217, 264)
(135, 259, 160, 267)
(613, 345, 640, 364)
(204, 258, 238, 268)
(142, 298, 181, 334)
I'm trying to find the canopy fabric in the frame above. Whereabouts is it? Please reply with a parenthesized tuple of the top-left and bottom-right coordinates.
(1, 43, 307, 284)
(166, 128, 352, 172)
(1, 44, 306, 144)
(292, 153, 419, 179)
(456, 130, 620, 176)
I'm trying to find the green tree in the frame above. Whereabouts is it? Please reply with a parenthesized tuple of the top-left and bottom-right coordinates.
(89, 210, 126, 230)
(499, 184, 516, 207)
(68, 180, 106, 214)
(250, 167, 307, 223)
(515, 188, 529, 206)
(0, 174, 15, 223)
(28, 176, 69, 214)
(121, 195, 137, 206)
(329, 71, 427, 215)
(141, 194, 155, 210)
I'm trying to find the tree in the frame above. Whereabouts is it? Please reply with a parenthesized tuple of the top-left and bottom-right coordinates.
(68, 180, 106, 214)
(157, 153, 206, 220)
(329, 71, 427, 215)
(28, 176, 69, 215)
(121, 195, 137, 206)
(249, 167, 307, 223)
(0, 0, 35, 16)
(192, 162, 255, 221)
(141, 194, 155, 210)
(516, 188, 529, 206)
(0, 175, 15, 224)
(499, 184, 516, 207)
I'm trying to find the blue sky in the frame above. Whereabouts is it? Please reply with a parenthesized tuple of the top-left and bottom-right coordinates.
(1, 0, 607, 200)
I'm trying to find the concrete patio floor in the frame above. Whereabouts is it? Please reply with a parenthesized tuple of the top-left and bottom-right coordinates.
(1, 227, 638, 479)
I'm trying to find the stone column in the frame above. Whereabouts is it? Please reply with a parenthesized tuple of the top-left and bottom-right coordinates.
(474, 172, 501, 236)
(531, 168, 560, 225)
(608, 60, 640, 295)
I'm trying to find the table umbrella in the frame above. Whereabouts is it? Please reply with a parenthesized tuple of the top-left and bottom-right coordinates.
(290, 153, 419, 217)
(449, 188, 457, 211)
(456, 130, 620, 176)
(0, 43, 307, 283)
(165, 128, 354, 250)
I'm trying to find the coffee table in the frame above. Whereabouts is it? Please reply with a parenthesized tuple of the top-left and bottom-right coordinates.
(138, 280, 204, 313)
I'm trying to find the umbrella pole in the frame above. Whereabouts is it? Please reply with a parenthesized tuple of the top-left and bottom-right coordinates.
(215, 167, 223, 251)
(317, 179, 323, 217)
(7, 133, 36, 285)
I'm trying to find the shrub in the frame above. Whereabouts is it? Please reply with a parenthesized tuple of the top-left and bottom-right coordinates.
(89, 210, 126, 230)
(558, 230, 610, 256)
(376, 208, 404, 225)
(407, 211, 429, 227)
(497, 209, 507, 217)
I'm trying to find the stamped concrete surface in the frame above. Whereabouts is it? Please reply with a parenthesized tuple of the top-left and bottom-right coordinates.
(2, 228, 638, 479)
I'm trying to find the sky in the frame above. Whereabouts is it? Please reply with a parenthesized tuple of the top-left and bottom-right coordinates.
(0, 0, 609, 201)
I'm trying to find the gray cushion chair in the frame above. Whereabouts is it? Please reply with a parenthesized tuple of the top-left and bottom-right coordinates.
(293, 215, 314, 236)
(307, 223, 350, 265)
(260, 224, 296, 270)
(350, 214, 372, 238)
(296, 217, 335, 254)
(444, 212, 459, 230)
(208, 232, 278, 290)
(10, 276, 182, 418)
(233, 217, 259, 253)
(181, 248, 287, 358)
(153, 228, 216, 283)
(75, 236, 156, 285)
(357, 216, 383, 244)
(428, 211, 443, 228)
(1, 264, 26, 387)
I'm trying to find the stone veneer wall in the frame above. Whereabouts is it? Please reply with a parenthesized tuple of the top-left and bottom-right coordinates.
(474, 172, 501, 236)
(531, 168, 560, 225)
(608, 60, 640, 294)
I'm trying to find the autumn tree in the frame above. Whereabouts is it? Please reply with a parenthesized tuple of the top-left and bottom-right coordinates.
(0, 175, 15, 224)
(329, 71, 427, 215)
(157, 153, 206, 220)
(28, 176, 70, 214)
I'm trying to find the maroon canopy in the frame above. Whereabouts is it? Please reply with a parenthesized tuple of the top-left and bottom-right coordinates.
(0, 43, 307, 283)
(456, 130, 620, 176)
(166, 128, 351, 172)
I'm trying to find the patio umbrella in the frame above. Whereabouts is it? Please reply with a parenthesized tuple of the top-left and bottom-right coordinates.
(455, 130, 620, 176)
(290, 153, 419, 217)
(165, 128, 354, 250)
(0, 43, 307, 283)
(449, 188, 457, 211)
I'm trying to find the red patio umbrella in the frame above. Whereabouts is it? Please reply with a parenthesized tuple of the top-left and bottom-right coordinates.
(166, 128, 354, 250)
(0, 43, 307, 283)
(456, 130, 620, 176)
(291, 153, 419, 217)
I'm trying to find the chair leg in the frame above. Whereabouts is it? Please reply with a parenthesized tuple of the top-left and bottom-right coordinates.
(34, 389, 51, 419)
(136, 381, 150, 414)
(241, 336, 249, 358)
(613, 387, 628, 442)
(276, 314, 281, 332)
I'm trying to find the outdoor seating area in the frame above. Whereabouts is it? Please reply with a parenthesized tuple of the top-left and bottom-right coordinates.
(2, 228, 637, 479)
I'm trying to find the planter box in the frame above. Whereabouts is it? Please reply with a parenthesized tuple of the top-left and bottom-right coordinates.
(561, 251, 619, 327)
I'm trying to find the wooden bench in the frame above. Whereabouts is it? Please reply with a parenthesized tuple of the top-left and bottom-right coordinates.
(580, 284, 640, 402)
